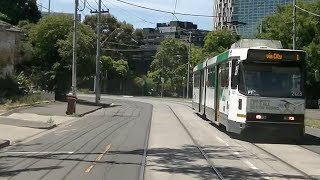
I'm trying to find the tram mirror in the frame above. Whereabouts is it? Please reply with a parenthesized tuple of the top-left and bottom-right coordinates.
(316, 70, 320, 82)
(231, 59, 239, 89)
(235, 65, 239, 76)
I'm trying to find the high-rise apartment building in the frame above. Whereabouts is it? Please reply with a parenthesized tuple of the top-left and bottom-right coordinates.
(213, 0, 234, 31)
(214, 0, 311, 38)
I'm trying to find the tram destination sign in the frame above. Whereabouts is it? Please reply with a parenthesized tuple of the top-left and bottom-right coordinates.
(247, 49, 305, 63)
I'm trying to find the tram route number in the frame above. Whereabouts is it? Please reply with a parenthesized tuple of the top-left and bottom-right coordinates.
(291, 91, 302, 97)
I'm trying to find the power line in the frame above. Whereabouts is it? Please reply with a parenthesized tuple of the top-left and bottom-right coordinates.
(104, 0, 155, 24)
(101, 1, 109, 11)
(172, 0, 178, 21)
(112, 0, 226, 18)
(37, 3, 56, 13)
(295, 5, 320, 18)
(104, 41, 141, 47)
(86, 0, 96, 10)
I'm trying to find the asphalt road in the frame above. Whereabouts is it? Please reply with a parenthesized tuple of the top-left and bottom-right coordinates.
(0, 99, 152, 180)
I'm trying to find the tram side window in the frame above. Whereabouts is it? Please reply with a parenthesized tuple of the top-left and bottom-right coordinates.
(207, 67, 215, 88)
(194, 73, 200, 88)
(221, 62, 229, 88)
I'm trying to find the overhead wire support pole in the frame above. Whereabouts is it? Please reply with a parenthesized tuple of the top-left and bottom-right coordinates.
(293, 0, 296, 50)
(48, 0, 51, 14)
(91, 2, 109, 104)
(187, 31, 192, 99)
(72, 0, 79, 96)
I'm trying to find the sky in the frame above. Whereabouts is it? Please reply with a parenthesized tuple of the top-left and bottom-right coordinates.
(37, 0, 214, 30)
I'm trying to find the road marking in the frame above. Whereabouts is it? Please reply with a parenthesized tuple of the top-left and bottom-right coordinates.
(216, 137, 229, 146)
(123, 96, 133, 98)
(244, 160, 258, 170)
(85, 143, 112, 173)
(233, 152, 240, 155)
(2, 151, 74, 154)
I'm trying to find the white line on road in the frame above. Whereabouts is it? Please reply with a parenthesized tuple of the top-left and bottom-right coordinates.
(244, 160, 259, 170)
(233, 152, 240, 155)
(216, 137, 230, 146)
(2, 151, 74, 154)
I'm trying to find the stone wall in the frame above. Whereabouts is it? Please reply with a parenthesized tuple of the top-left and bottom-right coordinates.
(0, 22, 22, 77)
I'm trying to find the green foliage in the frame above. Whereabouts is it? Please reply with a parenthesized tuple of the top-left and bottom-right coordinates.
(84, 14, 141, 60)
(257, 1, 320, 98)
(57, 23, 96, 78)
(191, 47, 208, 68)
(134, 77, 145, 88)
(0, 12, 10, 22)
(204, 29, 239, 56)
(148, 38, 188, 96)
(113, 59, 129, 79)
(23, 15, 96, 100)
(101, 56, 114, 72)
(0, 0, 41, 25)
(0, 72, 32, 99)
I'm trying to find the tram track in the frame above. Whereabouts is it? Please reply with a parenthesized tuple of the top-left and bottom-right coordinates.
(250, 143, 316, 180)
(166, 104, 225, 180)
(166, 100, 317, 179)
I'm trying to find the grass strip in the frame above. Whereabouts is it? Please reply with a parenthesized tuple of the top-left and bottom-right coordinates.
(305, 118, 320, 129)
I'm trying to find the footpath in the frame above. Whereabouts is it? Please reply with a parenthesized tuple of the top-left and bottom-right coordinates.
(0, 99, 107, 148)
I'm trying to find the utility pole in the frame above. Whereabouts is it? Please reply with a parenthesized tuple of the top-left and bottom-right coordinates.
(72, 0, 78, 96)
(161, 58, 164, 98)
(48, 0, 51, 14)
(91, 3, 109, 104)
(293, 0, 296, 50)
(187, 31, 192, 99)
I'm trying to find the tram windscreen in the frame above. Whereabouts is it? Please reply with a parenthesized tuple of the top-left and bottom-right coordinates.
(238, 64, 304, 98)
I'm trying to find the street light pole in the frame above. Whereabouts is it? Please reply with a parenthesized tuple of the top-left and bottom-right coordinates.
(72, 0, 78, 96)
(187, 31, 192, 99)
(293, 0, 296, 50)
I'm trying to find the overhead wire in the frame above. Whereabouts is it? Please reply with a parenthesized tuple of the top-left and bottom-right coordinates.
(86, 0, 96, 10)
(112, 0, 224, 18)
(37, 3, 57, 13)
(295, 5, 320, 18)
(103, 0, 155, 24)
(172, 0, 179, 21)
(104, 41, 141, 47)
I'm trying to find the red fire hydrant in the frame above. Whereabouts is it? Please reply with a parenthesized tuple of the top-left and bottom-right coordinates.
(66, 93, 77, 115)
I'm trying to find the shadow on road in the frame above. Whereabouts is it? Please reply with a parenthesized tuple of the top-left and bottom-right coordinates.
(0, 145, 310, 179)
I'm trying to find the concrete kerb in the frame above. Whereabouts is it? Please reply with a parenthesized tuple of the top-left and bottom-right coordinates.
(0, 100, 55, 116)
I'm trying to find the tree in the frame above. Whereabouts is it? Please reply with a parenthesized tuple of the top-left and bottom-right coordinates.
(203, 29, 239, 56)
(191, 47, 208, 68)
(26, 15, 96, 100)
(113, 59, 129, 92)
(257, 1, 320, 99)
(84, 14, 141, 60)
(148, 38, 188, 96)
(0, 0, 41, 25)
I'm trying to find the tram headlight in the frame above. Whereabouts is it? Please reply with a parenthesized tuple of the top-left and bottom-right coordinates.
(284, 116, 295, 121)
(255, 114, 266, 120)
